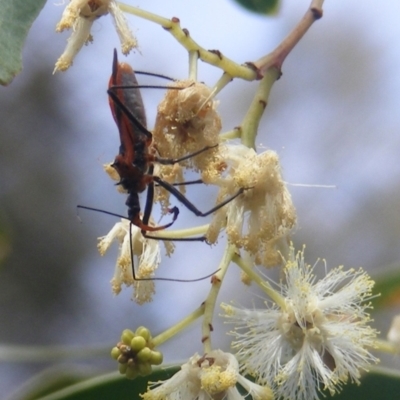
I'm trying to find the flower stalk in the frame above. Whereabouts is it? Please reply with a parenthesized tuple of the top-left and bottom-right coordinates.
(152, 305, 205, 347)
(118, 2, 258, 80)
(240, 68, 280, 148)
(201, 244, 237, 353)
(232, 252, 286, 308)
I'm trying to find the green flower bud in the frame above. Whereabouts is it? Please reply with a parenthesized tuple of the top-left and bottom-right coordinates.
(118, 363, 128, 374)
(121, 329, 135, 346)
(127, 358, 136, 369)
(111, 346, 121, 360)
(150, 350, 163, 365)
(135, 326, 151, 341)
(130, 336, 147, 352)
(137, 347, 152, 362)
(125, 365, 139, 380)
(117, 354, 129, 364)
(138, 362, 152, 376)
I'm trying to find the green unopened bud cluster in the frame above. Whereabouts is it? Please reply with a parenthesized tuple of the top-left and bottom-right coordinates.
(111, 327, 163, 379)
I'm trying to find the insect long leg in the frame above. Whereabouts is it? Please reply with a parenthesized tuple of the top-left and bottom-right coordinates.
(107, 88, 152, 139)
(141, 165, 179, 231)
(126, 174, 216, 281)
(127, 224, 218, 282)
(155, 144, 218, 165)
(108, 82, 192, 140)
(133, 70, 175, 81)
(77, 205, 216, 282)
(142, 168, 206, 242)
(77, 205, 126, 219)
(155, 178, 204, 187)
(154, 176, 246, 217)
(127, 190, 179, 233)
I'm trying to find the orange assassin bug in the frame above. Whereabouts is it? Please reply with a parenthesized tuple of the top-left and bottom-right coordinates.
(79, 50, 245, 280)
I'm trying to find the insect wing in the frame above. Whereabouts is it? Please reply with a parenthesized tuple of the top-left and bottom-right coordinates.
(108, 50, 149, 158)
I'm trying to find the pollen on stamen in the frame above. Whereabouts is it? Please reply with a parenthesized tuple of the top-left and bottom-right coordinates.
(54, 0, 138, 72)
(153, 80, 222, 170)
(206, 146, 296, 267)
(222, 245, 379, 400)
(97, 219, 161, 304)
(152, 79, 225, 208)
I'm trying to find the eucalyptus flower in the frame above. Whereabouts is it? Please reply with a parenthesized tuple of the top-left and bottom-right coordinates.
(141, 350, 273, 400)
(222, 246, 378, 400)
(55, 0, 137, 72)
(98, 219, 160, 304)
(153, 80, 221, 171)
(152, 80, 222, 209)
(206, 145, 296, 267)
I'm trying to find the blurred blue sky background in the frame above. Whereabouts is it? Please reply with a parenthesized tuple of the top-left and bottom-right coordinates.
(1, 0, 400, 397)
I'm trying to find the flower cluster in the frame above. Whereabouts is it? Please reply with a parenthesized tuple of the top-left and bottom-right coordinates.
(206, 145, 296, 267)
(52, 4, 385, 400)
(222, 246, 378, 400)
(152, 82, 297, 267)
(141, 350, 273, 400)
(153, 80, 222, 170)
(98, 219, 165, 304)
(152, 80, 223, 210)
(55, 0, 137, 72)
(112, 327, 163, 380)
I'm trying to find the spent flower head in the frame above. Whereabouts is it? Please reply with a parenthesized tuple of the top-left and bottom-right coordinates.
(153, 80, 222, 169)
(141, 350, 273, 400)
(55, 0, 137, 72)
(152, 80, 222, 210)
(222, 246, 379, 400)
(98, 219, 161, 304)
(206, 145, 296, 267)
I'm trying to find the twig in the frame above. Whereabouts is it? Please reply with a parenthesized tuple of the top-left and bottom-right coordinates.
(253, 0, 324, 75)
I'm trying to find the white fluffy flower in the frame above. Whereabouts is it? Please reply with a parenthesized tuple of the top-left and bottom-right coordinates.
(222, 246, 378, 400)
(98, 219, 160, 304)
(206, 145, 296, 267)
(54, 0, 137, 72)
(141, 350, 273, 400)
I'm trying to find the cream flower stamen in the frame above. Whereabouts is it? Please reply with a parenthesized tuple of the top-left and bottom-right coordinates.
(153, 80, 222, 169)
(141, 350, 273, 400)
(206, 145, 296, 267)
(222, 246, 379, 400)
(98, 219, 160, 304)
(54, 0, 137, 72)
(152, 80, 222, 209)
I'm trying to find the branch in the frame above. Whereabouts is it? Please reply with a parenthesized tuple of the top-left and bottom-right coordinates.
(118, 2, 257, 81)
(253, 0, 324, 75)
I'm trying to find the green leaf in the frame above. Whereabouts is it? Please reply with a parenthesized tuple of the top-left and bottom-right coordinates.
(14, 366, 400, 400)
(23, 366, 181, 400)
(0, 0, 46, 85)
(231, 0, 280, 15)
(333, 368, 400, 400)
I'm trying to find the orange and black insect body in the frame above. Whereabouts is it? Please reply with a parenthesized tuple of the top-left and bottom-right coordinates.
(77, 50, 246, 281)
(105, 49, 245, 240)
(107, 50, 177, 234)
